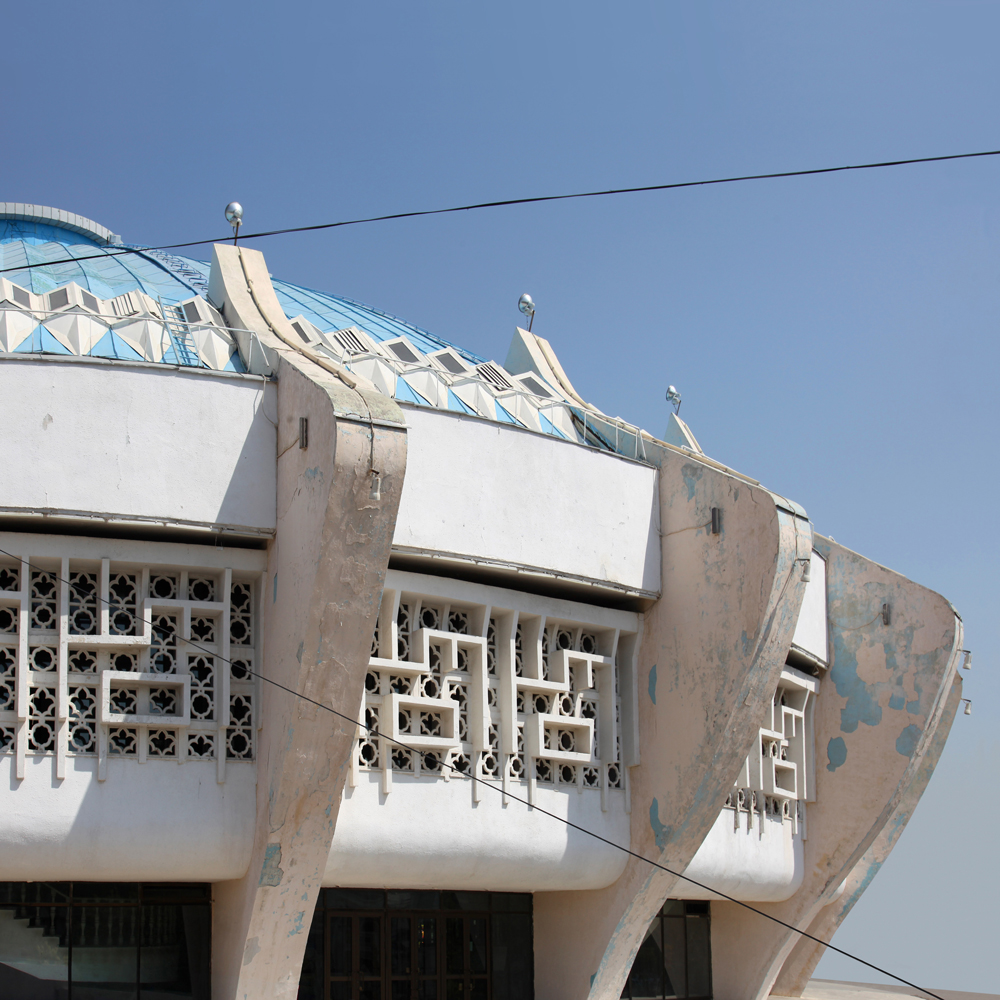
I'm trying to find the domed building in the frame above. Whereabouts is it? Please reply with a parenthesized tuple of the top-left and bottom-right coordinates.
(0, 204, 964, 1000)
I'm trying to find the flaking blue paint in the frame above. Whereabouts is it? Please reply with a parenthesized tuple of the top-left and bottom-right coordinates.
(888, 694, 904, 711)
(649, 798, 670, 849)
(259, 843, 284, 886)
(895, 724, 921, 758)
(648, 664, 657, 705)
(304, 466, 322, 481)
(826, 737, 847, 772)
(906, 681, 922, 715)
(288, 911, 305, 937)
(681, 463, 703, 502)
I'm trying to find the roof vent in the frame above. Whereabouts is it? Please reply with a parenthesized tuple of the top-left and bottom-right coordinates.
(385, 339, 421, 364)
(476, 362, 512, 391)
(80, 290, 99, 314)
(10, 284, 31, 309)
(291, 320, 311, 343)
(332, 327, 372, 356)
(182, 300, 203, 324)
(48, 288, 70, 311)
(111, 292, 139, 318)
(518, 375, 553, 398)
(430, 350, 469, 375)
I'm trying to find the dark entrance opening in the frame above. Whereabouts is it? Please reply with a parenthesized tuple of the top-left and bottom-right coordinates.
(299, 889, 533, 1000)
(620, 900, 712, 999)
(0, 882, 211, 1000)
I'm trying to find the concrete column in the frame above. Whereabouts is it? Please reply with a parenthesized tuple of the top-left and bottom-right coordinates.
(769, 670, 963, 997)
(533, 445, 811, 1000)
(709, 537, 963, 1000)
(205, 245, 408, 1000)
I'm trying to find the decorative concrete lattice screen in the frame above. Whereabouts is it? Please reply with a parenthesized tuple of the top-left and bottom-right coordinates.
(0, 545, 260, 782)
(725, 667, 820, 834)
(353, 575, 640, 813)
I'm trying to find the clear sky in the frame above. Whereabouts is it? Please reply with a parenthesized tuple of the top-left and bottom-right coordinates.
(4, 2, 997, 992)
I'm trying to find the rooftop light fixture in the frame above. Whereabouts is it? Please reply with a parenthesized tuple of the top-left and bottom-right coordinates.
(518, 293, 536, 332)
(961, 649, 973, 670)
(225, 202, 244, 246)
(666, 385, 682, 415)
(962, 698, 972, 716)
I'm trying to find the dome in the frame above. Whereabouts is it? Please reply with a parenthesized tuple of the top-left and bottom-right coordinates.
(0, 203, 484, 362)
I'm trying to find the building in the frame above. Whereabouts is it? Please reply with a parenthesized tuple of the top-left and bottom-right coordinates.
(0, 204, 965, 1000)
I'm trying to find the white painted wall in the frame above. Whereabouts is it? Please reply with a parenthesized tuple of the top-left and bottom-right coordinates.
(0, 754, 256, 881)
(326, 771, 629, 891)
(0, 359, 277, 532)
(394, 407, 661, 594)
(792, 550, 828, 663)
(678, 809, 804, 902)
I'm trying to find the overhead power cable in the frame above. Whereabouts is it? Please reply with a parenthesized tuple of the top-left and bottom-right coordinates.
(0, 545, 946, 1000)
(3, 145, 1000, 276)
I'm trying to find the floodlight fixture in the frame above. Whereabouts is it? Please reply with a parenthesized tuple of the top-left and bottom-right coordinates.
(225, 202, 244, 246)
(666, 385, 682, 415)
(518, 293, 536, 332)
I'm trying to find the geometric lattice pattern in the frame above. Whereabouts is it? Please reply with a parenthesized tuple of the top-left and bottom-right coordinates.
(354, 577, 636, 813)
(0, 278, 244, 372)
(726, 667, 820, 834)
(0, 547, 257, 782)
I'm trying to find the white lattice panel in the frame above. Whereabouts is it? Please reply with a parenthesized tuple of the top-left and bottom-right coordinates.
(0, 538, 261, 783)
(352, 572, 640, 813)
(726, 666, 820, 834)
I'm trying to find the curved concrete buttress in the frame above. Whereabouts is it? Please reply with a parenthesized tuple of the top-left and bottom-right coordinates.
(770, 671, 963, 996)
(533, 444, 811, 1000)
(709, 536, 962, 1000)
(207, 245, 408, 1000)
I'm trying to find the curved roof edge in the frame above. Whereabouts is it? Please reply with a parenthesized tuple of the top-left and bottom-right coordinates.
(0, 204, 121, 247)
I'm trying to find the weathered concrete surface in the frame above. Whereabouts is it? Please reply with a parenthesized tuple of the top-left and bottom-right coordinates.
(207, 245, 408, 1000)
(533, 442, 812, 1000)
(711, 537, 962, 1000)
(770, 673, 963, 996)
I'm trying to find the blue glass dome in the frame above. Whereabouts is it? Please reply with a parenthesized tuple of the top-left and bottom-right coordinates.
(0, 206, 484, 363)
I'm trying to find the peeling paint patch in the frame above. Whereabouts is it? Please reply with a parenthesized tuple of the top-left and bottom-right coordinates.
(648, 664, 657, 705)
(649, 798, 670, 849)
(259, 843, 284, 886)
(895, 724, 921, 758)
(827, 737, 847, 772)
(681, 463, 703, 502)
(304, 466, 322, 481)
(243, 936, 261, 966)
(288, 910, 305, 937)
(830, 649, 882, 733)
(906, 681, 922, 715)
(888, 694, 904, 711)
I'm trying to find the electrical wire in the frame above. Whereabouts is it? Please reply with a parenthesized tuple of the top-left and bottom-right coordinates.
(3, 145, 1000, 277)
(0, 545, 945, 1000)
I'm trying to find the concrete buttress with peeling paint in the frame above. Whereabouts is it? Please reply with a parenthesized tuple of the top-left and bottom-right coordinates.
(205, 246, 408, 1000)
(708, 535, 963, 1000)
(533, 442, 811, 1000)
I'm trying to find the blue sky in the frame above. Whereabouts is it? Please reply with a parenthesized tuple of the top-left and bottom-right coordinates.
(4, 2, 997, 990)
